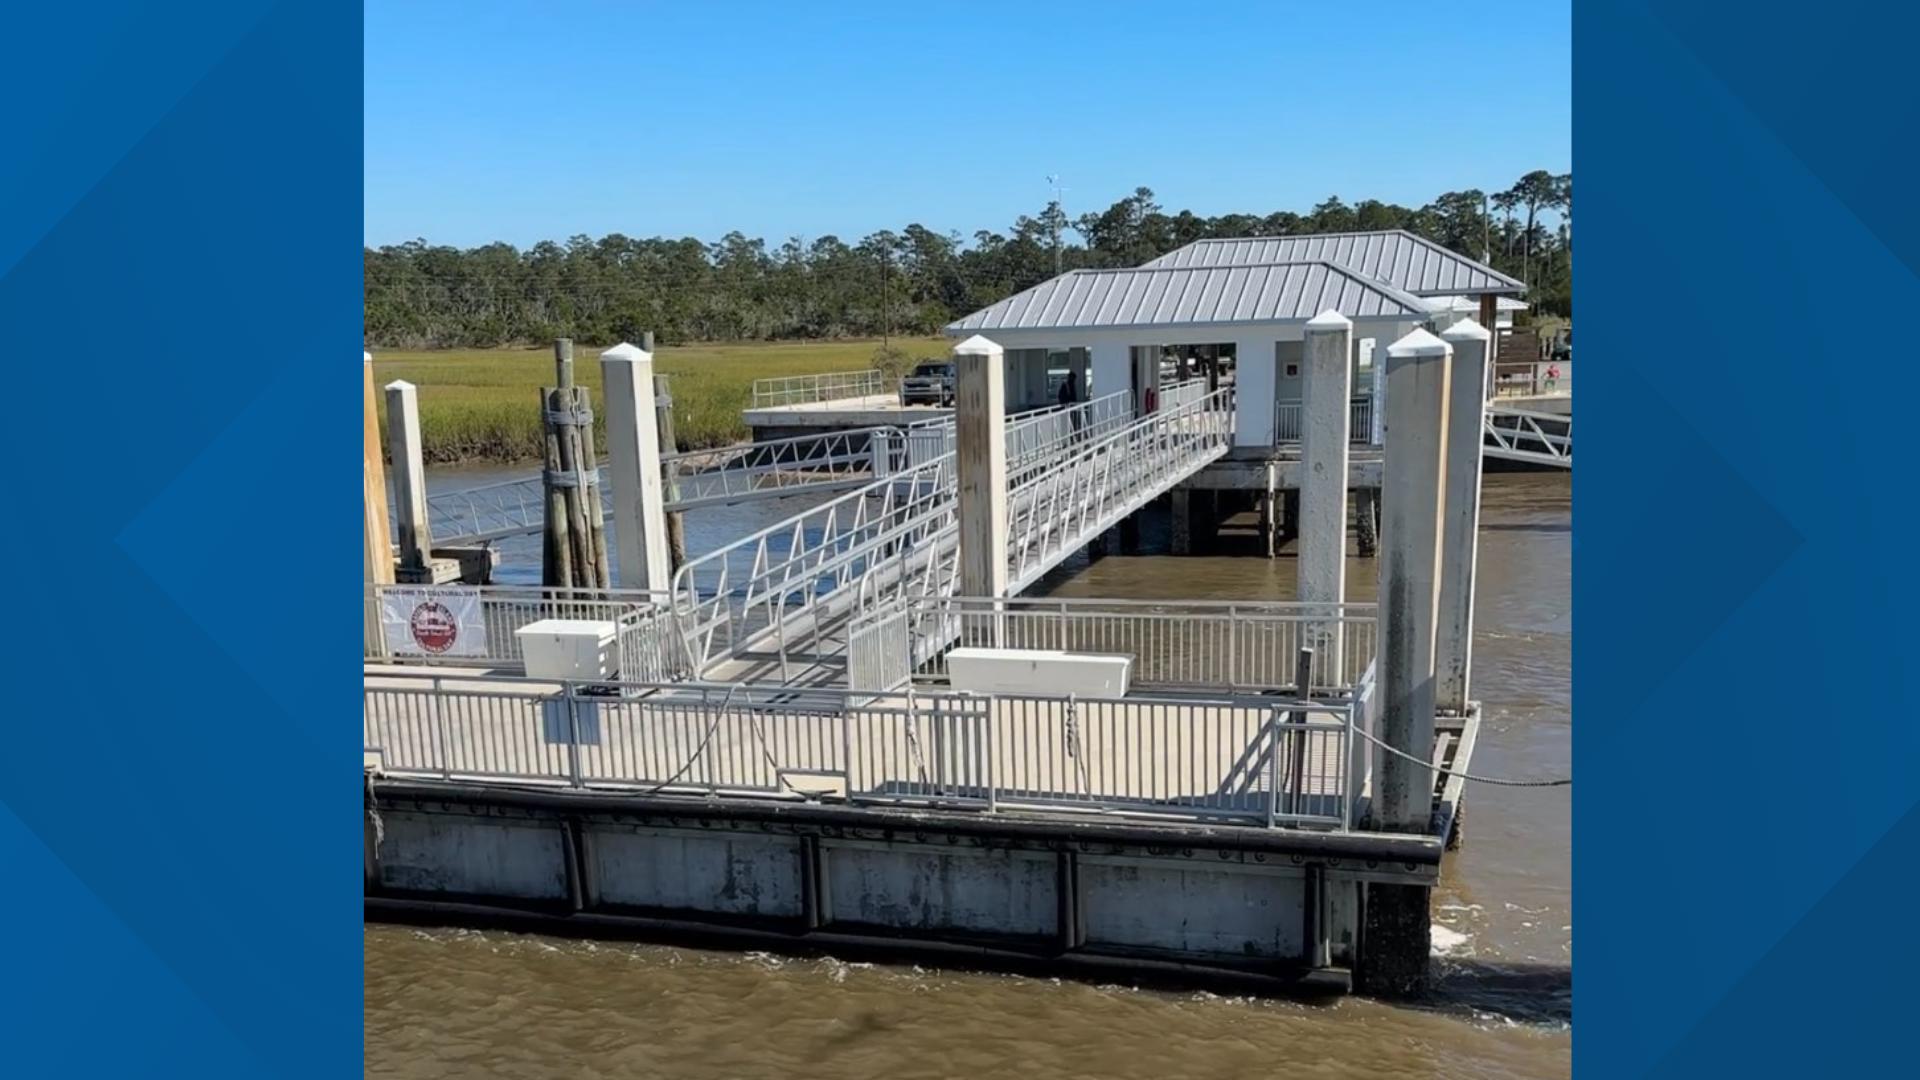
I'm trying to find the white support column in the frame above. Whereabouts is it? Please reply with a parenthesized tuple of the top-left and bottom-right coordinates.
(1375, 328, 1453, 835)
(1091, 342, 1129, 410)
(1131, 345, 1158, 414)
(954, 334, 1008, 598)
(1233, 336, 1275, 446)
(600, 342, 672, 592)
(1300, 310, 1353, 680)
(1024, 349, 1050, 408)
(1071, 347, 1091, 402)
(383, 380, 431, 573)
(1436, 320, 1491, 714)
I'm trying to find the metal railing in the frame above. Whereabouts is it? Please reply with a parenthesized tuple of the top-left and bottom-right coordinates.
(1004, 389, 1233, 590)
(1491, 361, 1571, 399)
(903, 596, 1378, 693)
(1160, 377, 1208, 411)
(1484, 406, 1573, 467)
(669, 451, 961, 676)
(895, 390, 1134, 474)
(670, 388, 1235, 676)
(750, 369, 885, 409)
(663, 425, 896, 510)
(1273, 396, 1379, 447)
(364, 583, 683, 679)
(363, 671, 1365, 830)
(422, 427, 906, 546)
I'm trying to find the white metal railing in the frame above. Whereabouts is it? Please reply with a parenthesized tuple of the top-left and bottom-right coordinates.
(1004, 389, 1233, 590)
(1274, 399, 1303, 442)
(362, 671, 1365, 830)
(663, 425, 897, 510)
(669, 451, 960, 676)
(896, 391, 1134, 474)
(1484, 406, 1572, 467)
(903, 596, 1378, 693)
(671, 388, 1235, 676)
(423, 427, 906, 546)
(750, 369, 885, 409)
(1160, 377, 1208, 412)
(364, 583, 684, 680)
(847, 598, 912, 693)
(1272, 396, 1378, 447)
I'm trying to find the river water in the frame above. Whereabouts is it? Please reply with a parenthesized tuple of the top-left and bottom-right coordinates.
(366, 470, 1571, 1078)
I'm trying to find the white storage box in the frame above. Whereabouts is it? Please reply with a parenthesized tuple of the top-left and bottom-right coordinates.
(515, 618, 619, 681)
(946, 647, 1131, 699)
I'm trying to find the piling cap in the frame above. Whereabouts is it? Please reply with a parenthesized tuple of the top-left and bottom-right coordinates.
(1305, 308, 1353, 332)
(600, 341, 651, 364)
(952, 333, 1003, 357)
(1440, 318, 1491, 342)
(363, 350, 373, 364)
(1385, 327, 1451, 357)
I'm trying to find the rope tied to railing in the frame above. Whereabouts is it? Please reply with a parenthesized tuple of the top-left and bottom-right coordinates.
(1354, 723, 1571, 787)
(1063, 694, 1092, 794)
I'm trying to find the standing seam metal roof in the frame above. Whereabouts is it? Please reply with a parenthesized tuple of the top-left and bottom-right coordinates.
(945, 261, 1431, 332)
(1140, 230, 1526, 295)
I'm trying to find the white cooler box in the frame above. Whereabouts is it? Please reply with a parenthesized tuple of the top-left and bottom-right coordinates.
(515, 618, 619, 681)
(945, 647, 1131, 699)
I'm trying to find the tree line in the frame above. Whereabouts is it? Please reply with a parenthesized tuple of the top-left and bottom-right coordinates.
(364, 169, 1570, 349)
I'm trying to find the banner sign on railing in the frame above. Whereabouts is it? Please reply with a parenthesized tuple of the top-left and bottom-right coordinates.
(379, 586, 489, 658)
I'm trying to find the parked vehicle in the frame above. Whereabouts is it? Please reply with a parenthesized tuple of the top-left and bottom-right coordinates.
(1550, 327, 1572, 363)
(900, 360, 955, 405)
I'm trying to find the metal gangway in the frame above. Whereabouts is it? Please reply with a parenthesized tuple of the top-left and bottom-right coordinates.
(1484, 404, 1572, 467)
(669, 388, 1235, 682)
(420, 426, 895, 546)
(420, 388, 1162, 547)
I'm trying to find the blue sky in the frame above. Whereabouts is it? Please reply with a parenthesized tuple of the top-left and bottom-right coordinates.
(365, 1, 1571, 249)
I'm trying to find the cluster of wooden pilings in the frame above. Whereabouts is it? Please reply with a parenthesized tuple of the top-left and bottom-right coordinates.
(361, 338, 678, 594)
(540, 340, 611, 592)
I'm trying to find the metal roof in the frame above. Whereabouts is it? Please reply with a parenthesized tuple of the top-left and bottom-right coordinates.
(1424, 294, 1530, 314)
(946, 260, 1430, 333)
(1141, 230, 1527, 295)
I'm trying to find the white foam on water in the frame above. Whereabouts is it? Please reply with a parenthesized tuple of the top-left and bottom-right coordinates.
(1431, 925, 1472, 956)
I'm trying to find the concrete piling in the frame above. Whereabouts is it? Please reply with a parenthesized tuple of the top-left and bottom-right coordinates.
(954, 335, 1009, 598)
(1362, 327, 1454, 997)
(1300, 310, 1354, 674)
(1436, 320, 1491, 714)
(600, 342, 672, 593)
(383, 379, 431, 575)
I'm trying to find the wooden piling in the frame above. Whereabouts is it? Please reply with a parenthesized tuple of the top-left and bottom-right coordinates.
(540, 338, 609, 593)
(363, 352, 394, 586)
(653, 367, 688, 570)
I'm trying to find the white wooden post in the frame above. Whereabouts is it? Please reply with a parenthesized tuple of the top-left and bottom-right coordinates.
(1436, 319, 1491, 714)
(600, 342, 671, 592)
(1300, 310, 1353, 680)
(1375, 328, 1452, 835)
(954, 334, 1008, 598)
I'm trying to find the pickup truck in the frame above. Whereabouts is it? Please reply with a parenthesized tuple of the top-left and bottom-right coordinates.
(899, 360, 955, 406)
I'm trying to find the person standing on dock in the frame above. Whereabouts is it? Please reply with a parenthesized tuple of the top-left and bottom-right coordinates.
(1060, 368, 1082, 438)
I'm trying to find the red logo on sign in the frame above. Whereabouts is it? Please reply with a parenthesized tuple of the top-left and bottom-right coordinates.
(410, 601, 459, 653)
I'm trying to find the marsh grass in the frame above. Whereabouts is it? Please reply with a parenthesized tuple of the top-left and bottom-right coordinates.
(370, 337, 948, 463)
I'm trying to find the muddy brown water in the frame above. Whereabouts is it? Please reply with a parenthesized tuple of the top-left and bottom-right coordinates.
(367, 471, 1571, 1078)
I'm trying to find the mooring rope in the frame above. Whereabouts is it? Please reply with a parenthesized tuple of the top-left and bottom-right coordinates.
(638, 683, 744, 794)
(1353, 723, 1571, 787)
